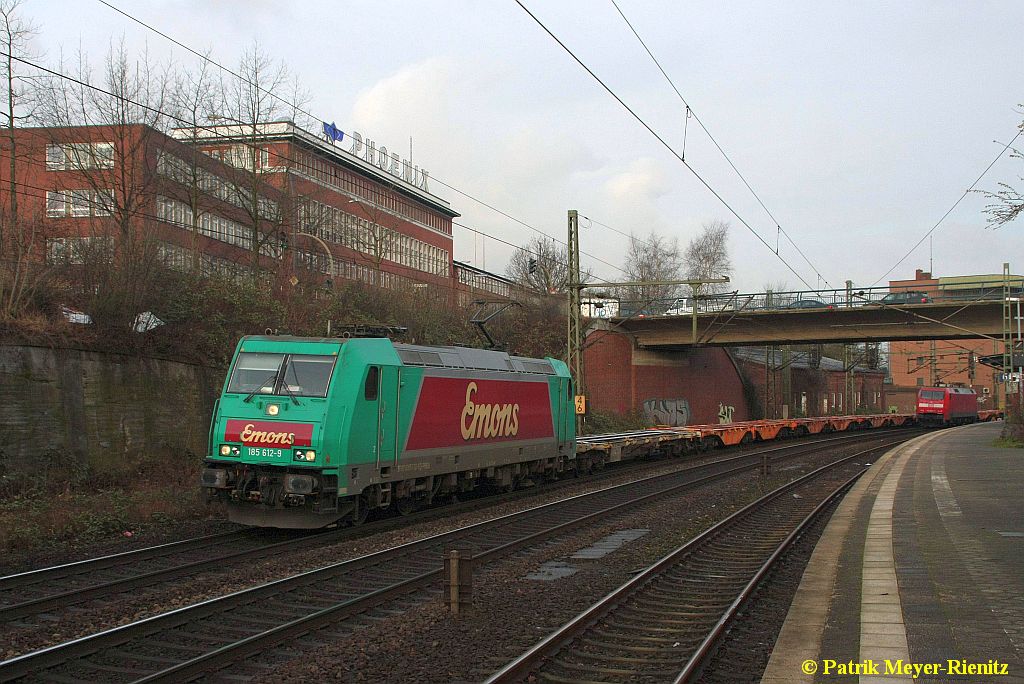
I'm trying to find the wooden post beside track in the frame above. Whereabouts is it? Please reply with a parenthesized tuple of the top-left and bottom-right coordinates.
(444, 547, 474, 617)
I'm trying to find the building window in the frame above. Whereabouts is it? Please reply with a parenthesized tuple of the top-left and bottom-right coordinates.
(47, 189, 114, 218)
(70, 190, 92, 217)
(46, 190, 67, 217)
(156, 195, 254, 251)
(46, 236, 112, 264)
(94, 189, 113, 216)
(916, 377, 924, 386)
(46, 142, 115, 170)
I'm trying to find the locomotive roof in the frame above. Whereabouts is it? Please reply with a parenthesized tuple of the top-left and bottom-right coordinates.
(919, 386, 977, 394)
(238, 336, 561, 375)
(393, 343, 559, 375)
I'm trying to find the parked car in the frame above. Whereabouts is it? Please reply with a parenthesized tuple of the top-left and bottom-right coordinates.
(786, 299, 835, 310)
(869, 291, 932, 306)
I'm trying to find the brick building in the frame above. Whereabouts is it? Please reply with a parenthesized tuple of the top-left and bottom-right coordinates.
(887, 268, 1023, 409)
(4, 121, 518, 303)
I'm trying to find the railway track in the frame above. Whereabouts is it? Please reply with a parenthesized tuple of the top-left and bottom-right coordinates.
(0, 428, 911, 683)
(0, 428, 904, 626)
(484, 443, 885, 683)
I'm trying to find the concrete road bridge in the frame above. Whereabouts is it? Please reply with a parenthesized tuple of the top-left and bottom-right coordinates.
(600, 283, 1014, 348)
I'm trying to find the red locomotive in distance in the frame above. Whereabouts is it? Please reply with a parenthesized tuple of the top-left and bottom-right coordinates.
(916, 386, 979, 427)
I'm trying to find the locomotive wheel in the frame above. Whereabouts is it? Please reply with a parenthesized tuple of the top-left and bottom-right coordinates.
(350, 494, 370, 526)
(396, 496, 417, 516)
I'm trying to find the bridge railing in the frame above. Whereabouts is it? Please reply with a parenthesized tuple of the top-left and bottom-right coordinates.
(612, 278, 1022, 318)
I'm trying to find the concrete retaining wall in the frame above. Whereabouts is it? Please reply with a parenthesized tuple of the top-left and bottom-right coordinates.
(0, 345, 224, 480)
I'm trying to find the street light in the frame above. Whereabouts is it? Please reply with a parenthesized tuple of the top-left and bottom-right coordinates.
(301, 231, 335, 289)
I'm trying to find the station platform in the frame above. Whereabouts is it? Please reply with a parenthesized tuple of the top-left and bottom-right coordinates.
(761, 421, 1024, 683)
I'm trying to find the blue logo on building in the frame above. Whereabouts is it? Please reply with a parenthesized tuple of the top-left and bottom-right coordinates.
(322, 121, 344, 143)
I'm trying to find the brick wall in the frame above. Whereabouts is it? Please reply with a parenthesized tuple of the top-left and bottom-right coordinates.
(584, 330, 750, 425)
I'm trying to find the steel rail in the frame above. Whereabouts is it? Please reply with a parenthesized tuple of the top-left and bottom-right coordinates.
(125, 432, 899, 684)
(0, 429, 906, 682)
(0, 529, 245, 590)
(673, 470, 862, 683)
(484, 440, 897, 683)
(0, 427, 902, 624)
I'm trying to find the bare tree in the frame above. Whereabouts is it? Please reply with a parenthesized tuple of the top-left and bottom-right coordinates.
(0, 0, 44, 318)
(507, 236, 570, 294)
(40, 38, 172, 328)
(619, 231, 682, 314)
(215, 42, 296, 272)
(981, 110, 1024, 228)
(169, 52, 219, 273)
(684, 219, 732, 295)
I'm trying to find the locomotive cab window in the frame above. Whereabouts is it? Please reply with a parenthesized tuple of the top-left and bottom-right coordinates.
(920, 390, 944, 400)
(364, 366, 379, 400)
(227, 352, 284, 394)
(227, 352, 336, 398)
(280, 355, 336, 398)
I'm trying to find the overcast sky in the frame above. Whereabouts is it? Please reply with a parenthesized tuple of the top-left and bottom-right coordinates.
(29, 0, 1024, 292)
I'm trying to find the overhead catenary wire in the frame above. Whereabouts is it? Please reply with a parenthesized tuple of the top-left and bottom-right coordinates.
(870, 128, 1023, 286)
(91, 0, 627, 278)
(513, 0, 818, 292)
(608, 0, 832, 289)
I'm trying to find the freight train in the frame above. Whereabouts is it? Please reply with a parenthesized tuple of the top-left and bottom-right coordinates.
(916, 386, 979, 427)
(200, 336, 576, 528)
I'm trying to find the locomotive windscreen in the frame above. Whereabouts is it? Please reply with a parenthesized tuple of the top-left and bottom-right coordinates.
(227, 352, 337, 398)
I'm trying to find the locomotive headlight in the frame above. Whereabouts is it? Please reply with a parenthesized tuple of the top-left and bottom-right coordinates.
(293, 449, 316, 462)
(267, 404, 280, 416)
(219, 444, 231, 456)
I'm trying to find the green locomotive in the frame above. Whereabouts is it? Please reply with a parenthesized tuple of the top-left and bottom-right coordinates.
(200, 336, 576, 528)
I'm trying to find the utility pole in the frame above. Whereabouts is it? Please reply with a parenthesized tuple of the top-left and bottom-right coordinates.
(929, 339, 938, 386)
(844, 344, 855, 413)
(567, 210, 584, 433)
(1002, 262, 1013, 411)
(765, 345, 779, 419)
(781, 346, 793, 418)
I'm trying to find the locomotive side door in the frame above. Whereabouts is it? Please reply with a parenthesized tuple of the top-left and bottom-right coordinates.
(558, 377, 572, 446)
(377, 365, 400, 466)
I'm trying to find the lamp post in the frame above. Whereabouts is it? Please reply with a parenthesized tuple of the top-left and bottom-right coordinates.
(301, 232, 335, 289)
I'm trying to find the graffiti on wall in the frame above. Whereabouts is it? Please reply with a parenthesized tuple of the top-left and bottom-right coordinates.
(718, 403, 735, 424)
(643, 398, 691, 426)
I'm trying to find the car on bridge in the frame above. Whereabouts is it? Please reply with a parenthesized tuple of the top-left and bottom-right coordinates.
(868, 290, 932, 306)
(785, 299, 835, 310)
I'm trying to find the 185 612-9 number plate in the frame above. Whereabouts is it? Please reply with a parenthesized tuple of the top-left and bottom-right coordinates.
(247, 447, 283, 458)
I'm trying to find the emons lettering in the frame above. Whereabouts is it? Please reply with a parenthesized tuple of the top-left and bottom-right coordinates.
(240, 423, 296, 446)
(460, 382, 520, 440)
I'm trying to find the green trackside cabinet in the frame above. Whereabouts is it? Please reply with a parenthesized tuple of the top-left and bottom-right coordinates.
(201, 336, 576, 528)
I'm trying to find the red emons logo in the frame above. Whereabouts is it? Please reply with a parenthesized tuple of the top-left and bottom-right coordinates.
(405, 378, 553, 451)
(225, 420, 313, 448)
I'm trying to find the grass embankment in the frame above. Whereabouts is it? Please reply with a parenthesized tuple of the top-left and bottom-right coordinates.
(0, 451, 210, 559)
